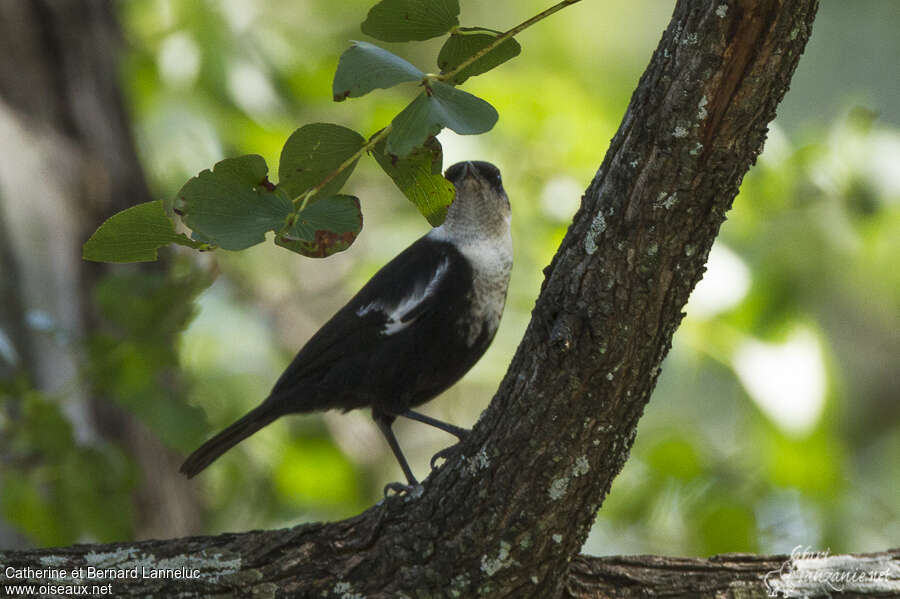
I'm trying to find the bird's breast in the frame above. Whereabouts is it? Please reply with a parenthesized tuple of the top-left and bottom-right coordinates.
(456, 235, 513, 346)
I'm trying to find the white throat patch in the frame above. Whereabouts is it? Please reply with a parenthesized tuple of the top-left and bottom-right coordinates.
(427, 225, 513, 345)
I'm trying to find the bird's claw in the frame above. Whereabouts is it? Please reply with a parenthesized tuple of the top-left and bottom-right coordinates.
(383, 482, 424, 499)
(430, 443, 463, 469)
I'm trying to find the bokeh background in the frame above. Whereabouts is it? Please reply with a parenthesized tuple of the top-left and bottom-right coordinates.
(1, 0, 897, 557)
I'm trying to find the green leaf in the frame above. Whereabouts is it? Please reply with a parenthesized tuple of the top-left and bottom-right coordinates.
(386, 93, 440, 157)
(279, 124, 366, 200)
(372, 135, 454, 226)
(429, 82, 499, 134)
(361, 0, 459, 42)
(176, 154, 291, 251)
(83, 200, 204, 263)
(333, 41, 424, 101)
(438, 28, 522, 85)
(275, 195, 363, 258)
(387, 81, 498, 156)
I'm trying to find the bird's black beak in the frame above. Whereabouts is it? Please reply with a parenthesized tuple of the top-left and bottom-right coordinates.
(444, 161, 503, 193)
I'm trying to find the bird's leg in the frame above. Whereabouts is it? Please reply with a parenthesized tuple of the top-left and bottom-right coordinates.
(395, 410, 471, 470)
(373, 412, 423, 498)
(399, 409, 469, 439)
(429, 443, 466, 469)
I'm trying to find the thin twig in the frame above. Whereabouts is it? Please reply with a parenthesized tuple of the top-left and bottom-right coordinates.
(437, 0, 583, 82)
(282, 0, 584, 231)
(282, 125, 393, 233)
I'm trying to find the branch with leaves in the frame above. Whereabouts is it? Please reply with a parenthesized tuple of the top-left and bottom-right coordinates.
(82, 0, 581, 263)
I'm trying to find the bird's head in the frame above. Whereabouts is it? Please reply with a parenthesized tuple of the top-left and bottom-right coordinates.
(438, 161, 510, 243)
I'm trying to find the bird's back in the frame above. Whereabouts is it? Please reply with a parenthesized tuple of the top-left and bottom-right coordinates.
(267, 234, 504, 415)
(180, 160, 512, 481)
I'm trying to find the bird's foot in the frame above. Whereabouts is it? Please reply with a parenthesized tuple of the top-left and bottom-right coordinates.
(383, 481, 424, 499)
(430, 442, 464, 469)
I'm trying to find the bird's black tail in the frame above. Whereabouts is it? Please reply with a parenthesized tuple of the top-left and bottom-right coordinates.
(180, 401, 284, 478)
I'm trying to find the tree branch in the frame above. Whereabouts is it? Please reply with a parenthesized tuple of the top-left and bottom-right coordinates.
(566, 551, 900, 598)
(0, 1, 845, 597)
(437, 0, 583, 83)
(2, 542, 896, 597)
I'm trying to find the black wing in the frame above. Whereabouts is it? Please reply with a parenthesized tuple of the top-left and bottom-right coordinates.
(267, 235, 475, 413)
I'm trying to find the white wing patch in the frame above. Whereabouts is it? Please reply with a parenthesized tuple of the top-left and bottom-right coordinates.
(355, 257, 450, 335)
(355, 302, 379, 317)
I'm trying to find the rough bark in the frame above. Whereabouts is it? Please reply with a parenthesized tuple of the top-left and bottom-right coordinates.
(566, 551, 900, 598)
(0, 0, 201, 540)
(1, 544, 896, 598)
(6, 1, 887, 598)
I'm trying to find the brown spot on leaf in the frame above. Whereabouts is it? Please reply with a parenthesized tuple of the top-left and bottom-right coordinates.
(275, 197, 361, 258)
(258, 176, 276, 191)
(334, 90, 351, 102)
(282, 229, 358, 258)
(317, 229, 356, 253)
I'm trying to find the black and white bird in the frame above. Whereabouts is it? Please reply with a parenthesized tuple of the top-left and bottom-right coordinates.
(180, 161, 513, 493)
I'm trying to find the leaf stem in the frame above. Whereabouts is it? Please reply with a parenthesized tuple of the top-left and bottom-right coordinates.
(283, 0, 582, 235)
(438, 0, 583, 83)
(283, 125, 393, 233)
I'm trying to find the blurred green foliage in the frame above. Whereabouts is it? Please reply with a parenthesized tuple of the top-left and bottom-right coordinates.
(87, 268, 212, 451)
(595, 109, 900, 555)
(2, 0, 897, 557)
(1, 382, 137, 545)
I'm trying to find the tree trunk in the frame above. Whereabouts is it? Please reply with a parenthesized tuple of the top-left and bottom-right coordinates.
(6, 1, 890, 599)
(0, 0, 201, 541)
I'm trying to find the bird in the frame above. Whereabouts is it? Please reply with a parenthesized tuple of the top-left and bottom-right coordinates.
(180, 160, 513, 494)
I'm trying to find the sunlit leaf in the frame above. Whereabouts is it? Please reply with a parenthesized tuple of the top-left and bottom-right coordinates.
(176, 155, 291, 251)
(279, 124, 366, 200)
(386, 94, 441, 157)
(361, 0, 459, 42)
(333, 41, 423, 101)
(429, 81, 499, 134)
(438, 28, 521, 85)
(372, 134, 454, 225)
(275, 195, 363, 258)
(387, 81, 498, 156)
(83, 200, 204, 263)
